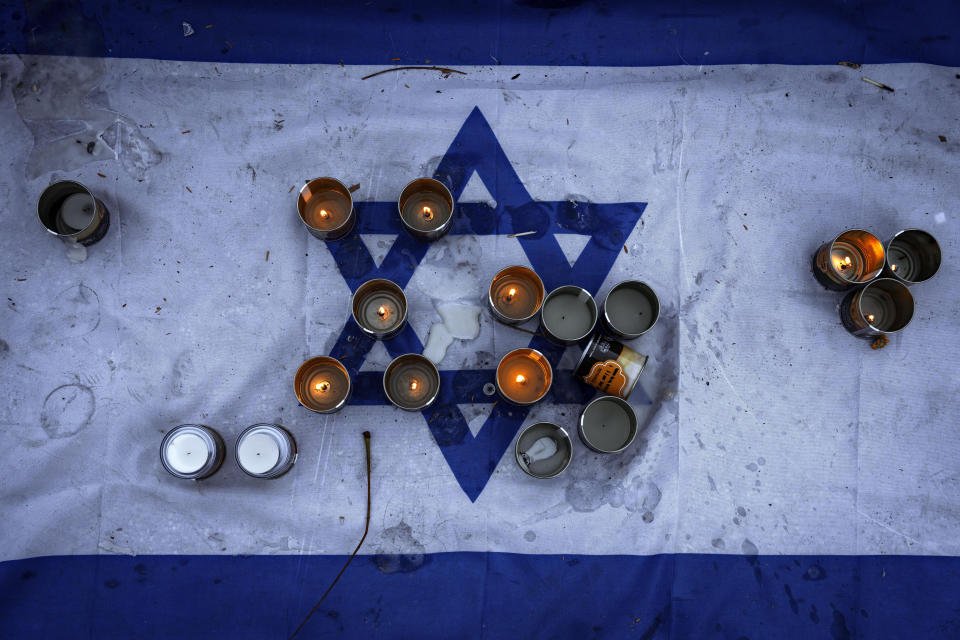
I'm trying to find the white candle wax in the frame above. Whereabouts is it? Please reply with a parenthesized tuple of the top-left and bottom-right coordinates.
(165, 432, 208, 474)
(237, 432, 281, 474)
(59, 193, 96, 230)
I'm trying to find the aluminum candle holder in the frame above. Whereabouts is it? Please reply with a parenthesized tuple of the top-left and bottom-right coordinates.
(398, 178, 454, 241)
(298, 177, 355, 241)
(160, 424, 225, 480)
(515, 422, 573, 479)
(351, 279, 408, 339)
(885, 229, 941, 285)
(235, 424, 297, 479)
(601, 280, 660, 339)
(37, 180, 110, 246)
(540, 285, 598, 345)
(578, 396, 639, 453)
(496, 348, 553, 406)
(812, 229, 885, 290)
(295, 356, 351, 413)
(383, 354, 440, 410)
(575, 334, 648, 400)
(839, 277, 915, 338)
(488, 265, 545, 324)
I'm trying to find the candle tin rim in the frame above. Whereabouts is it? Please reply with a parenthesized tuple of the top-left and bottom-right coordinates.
(234, 423, 298, 479)
(294, 355, 352, 414)
(488, 265, 546, 324)
(826, 228, 885, 285)
(37, 179, 110, 246)
(496, 347, 554, 406)
(851, 277, 915, 335)
(382, 353, 441, 411)
(397, 177, 455, 241)
(514, 422, 573, 479)
(297, 177, 356, 239)
(160, 424, 225, 480)
(351, 278, 409, 340)
(540, 285, 599, 344)
(885, 228, 941, 284)
(578, 395, 639, 454)
(601, 280, 661, 339)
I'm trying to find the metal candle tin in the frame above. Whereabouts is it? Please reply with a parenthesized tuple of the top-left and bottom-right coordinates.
(488, 265, 545, 324)
(884, 229, 941, 284)
(235, 424, 298, 479)
(600, 280, 660, 339)
(295, 356, 352, 413)
(398, 178, 455, 241)
(298, 177, 356, 241)
(839, 277, 915, 338)
(812, 229, 885, 290)
(160, 424, 226, 480)
(496, 348, 553, 406)
(578, 396, 639, 453)
(37, 180, 110, 246)
(539, 285, 598, 345)
(383, 354, 440, 410)
(515, 422, 573, 479)
(351, 279, 408, 339)
(575, 334, 648, 400)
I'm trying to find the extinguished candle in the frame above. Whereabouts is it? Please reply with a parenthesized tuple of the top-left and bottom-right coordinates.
(515, 422, 573, 479)
(496, 348, 552, 406)
(298, 177, 355, 241)
(295, 356, 351, 413)
(58, 193, 96, 231)
(601, 280, 660, 339)
(578, 396, 638, 453)
(160, 424, 225, 480)
(352, 279, 408, 339)
(488, 265, 545, 324)
(398, 178, 454, 241)
(383, 354, 440, 410)
(37, 180, 111, 246)
(812, 229, 885, 290)
(235, 424, 297, 479)
(540, 285, 598, 345)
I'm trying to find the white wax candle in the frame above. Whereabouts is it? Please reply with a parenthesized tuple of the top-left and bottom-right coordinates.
(165, 432, 208, 474)
(237, 432, 281, 474)
(59, 193, 96, 230)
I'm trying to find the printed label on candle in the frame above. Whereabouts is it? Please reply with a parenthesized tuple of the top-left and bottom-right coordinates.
(576, 337, 648, 400)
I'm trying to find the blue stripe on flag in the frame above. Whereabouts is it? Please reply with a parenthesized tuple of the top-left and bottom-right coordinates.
(1, 1, 958, 66)
(3, 553, 960, 638)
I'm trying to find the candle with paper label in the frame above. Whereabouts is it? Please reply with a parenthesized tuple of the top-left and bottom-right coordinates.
(37, 180, 111, 246)
(540, 285, 598, 345)
(496, 348, 552, 406)
(398, 178, 454, 240)
(812, 229, 885, 290)
(839, 278, 915, 338)
(351, 279, 408, 339)
(488, 265, 545, 324)
(295, 356, 351, 413)
(575, 334, 648, 400)
(383, 354, 440, 410)
(885, 229, 941, 284)
(298, 177, 355, 240)
(160, 424, 225, 480)
(578, 396, 638, 453)
(515, 422, 573, 479)
(601, 280, 660, 339)
(235, 424, 297, 479)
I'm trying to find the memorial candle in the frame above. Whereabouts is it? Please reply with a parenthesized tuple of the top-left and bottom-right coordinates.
(496, 348, 552, 406)
(578, 396, 638, 453)
(298, 177, 355, 241)
(351, 279, 408, 339)
(398, 178, 454, 241)
(295, 356, 351, 413)
(37, 180, 111, 246)
(885, 229, 941, 285)
(488, 265, 545, 324)
(601, 280, 660, 339)
(383, 354, 440, 410)
(540, 285, 598, 345)
(235, 424, 297, 479)
(515, 422, 573, 479)
(160, 424, 225, 480)
(839, 277, 915, 338)
(812, 229, 885, 290)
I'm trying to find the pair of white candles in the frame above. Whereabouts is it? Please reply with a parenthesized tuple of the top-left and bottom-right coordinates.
(161, 424, 296, 480)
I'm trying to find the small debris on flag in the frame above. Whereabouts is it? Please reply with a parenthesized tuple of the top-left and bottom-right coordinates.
(862, 77, 894, 92)
(265, 251, 270, 261)
(511, 73, 520, 80)
(97, 172, 106, 178)
(507, 231, 536, 238)
(185, 186, 192, 192)
(871, 334, 890, 350)
(837, 61, 861, 69)
(182, 22, 195, 37)
(939, 135, 947, 142)
(349, 183, 360, 193)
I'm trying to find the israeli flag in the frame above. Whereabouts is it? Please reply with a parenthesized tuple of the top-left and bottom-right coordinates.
(2, 1, 959, 638)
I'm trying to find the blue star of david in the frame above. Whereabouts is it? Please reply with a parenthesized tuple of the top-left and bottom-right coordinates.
(323, 107, 648, 501)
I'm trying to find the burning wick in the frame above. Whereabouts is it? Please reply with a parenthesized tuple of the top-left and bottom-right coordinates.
(891, 264, 898, 272)
(867, 314, 876, 323)
(422, 206, 434, 221)
(378, 305, 388, 318)
(515, 374, 526, 384)
(410, 380, 419, 391)
(319, 209, 329, 219)
(839, 255, 852, 270)
(505, 287, 517, 302)
(315, 381, 330, 393)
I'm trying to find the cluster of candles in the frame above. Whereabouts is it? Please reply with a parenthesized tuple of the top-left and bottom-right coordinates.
(812, 228, 941, 340)
(160, 423, 296, 480)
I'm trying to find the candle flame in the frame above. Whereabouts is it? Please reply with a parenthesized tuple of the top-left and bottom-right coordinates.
(315, 380, 330, 392)
(410, 380, 419, 391)
(507, 287, 517, 300)
(891, 264, 898, 271)
(515, 374, 526, 384)
(319, 209, 329, 219)
(378, 305, 387, 318)
(422, 206, 434, 221)
(867, 314, 875, 323)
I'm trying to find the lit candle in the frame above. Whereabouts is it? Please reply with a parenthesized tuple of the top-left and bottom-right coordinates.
(383, 354, 440, 410)
(295, 356, 352, 413)
(601, 280, 660, 339)
(160, 424, 225, 480)
(578, 396, 639, 453)
(398, 178, 454, 241)
(540, 285, 598, 345)
(298, 177, 355, 241)
(488, 265, 545, 324)
(496, 348, 552, 406)
(839, 277, 915, 338)
(235, 424, 297, 479)
(575, 334, 648, 400)
(351, 279, 408, 339)
(515, 422, 573, 478)
(885, 229, 941, 285)
(812, 229, 885, 290)
(36, 180, 111, 246)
